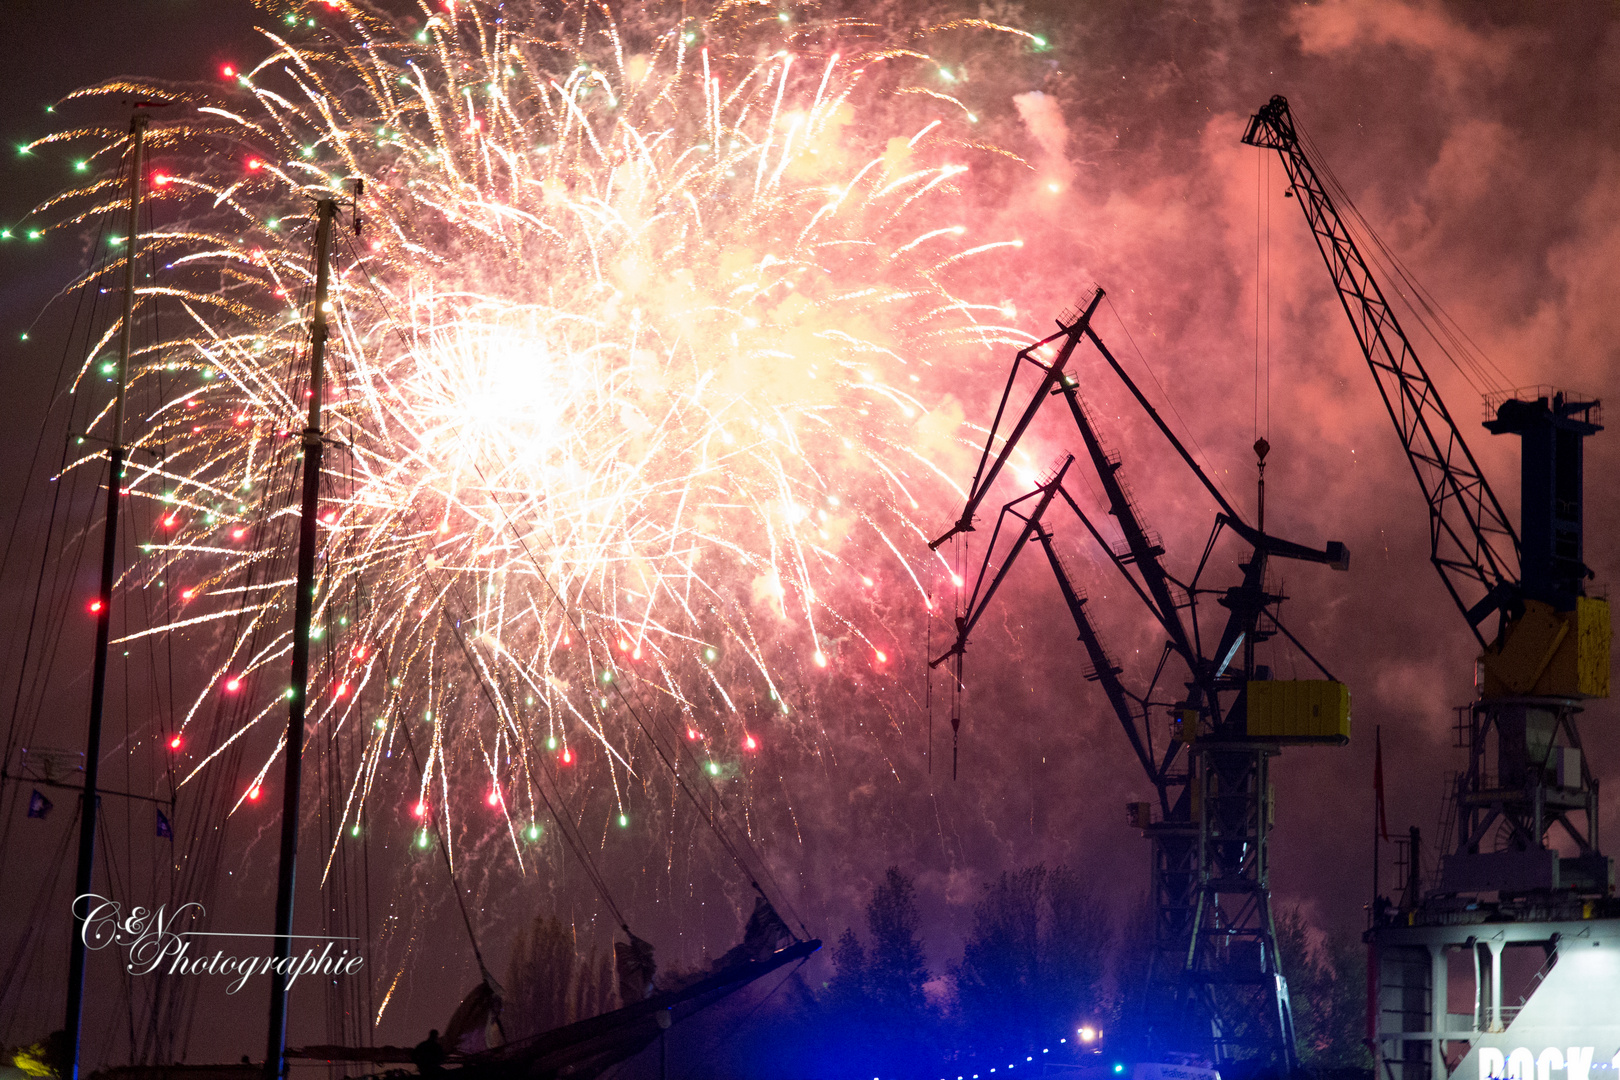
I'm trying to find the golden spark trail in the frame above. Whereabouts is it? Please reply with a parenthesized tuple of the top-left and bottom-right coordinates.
(40, 0, 1039, 881)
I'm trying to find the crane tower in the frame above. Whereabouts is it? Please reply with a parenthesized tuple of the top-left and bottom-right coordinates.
(1244, 94, 1618, 1080)
(931, 290, 1351, 1078)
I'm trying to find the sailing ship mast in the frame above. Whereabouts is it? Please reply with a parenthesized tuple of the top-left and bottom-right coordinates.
(64, 110, 148, 1080)
(264, 194, 340, 1080)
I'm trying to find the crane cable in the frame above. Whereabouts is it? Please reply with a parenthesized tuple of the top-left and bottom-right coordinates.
(1290, 109, 1512, 398)
(1256, 146, 1271, 445)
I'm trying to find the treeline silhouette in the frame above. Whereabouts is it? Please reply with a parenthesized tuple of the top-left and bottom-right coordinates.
(724, 865, 1371, 1080)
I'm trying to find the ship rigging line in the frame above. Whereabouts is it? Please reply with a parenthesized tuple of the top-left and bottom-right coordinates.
(442, 604, 633, 937)
(0, 802, 79, 1020)
(0, 135, 198, 1059)
(389, 690, 510, 1008)
(0, 141, 130, 874)
(471, 473, 811, 939)
(339, 231, 811, 939)
(468, 462, 811, 938)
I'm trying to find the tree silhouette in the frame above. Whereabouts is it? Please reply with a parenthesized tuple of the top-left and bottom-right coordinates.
(820, 867, 938, 1078)
(952, 865, 1112, 1058)
(1274, 905, 1371, 1071)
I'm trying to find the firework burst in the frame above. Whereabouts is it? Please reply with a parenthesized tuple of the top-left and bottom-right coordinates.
(37, 0, 1038, 886)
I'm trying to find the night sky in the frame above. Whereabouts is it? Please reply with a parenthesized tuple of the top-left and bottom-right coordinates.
(1, 0, 1618, 1072)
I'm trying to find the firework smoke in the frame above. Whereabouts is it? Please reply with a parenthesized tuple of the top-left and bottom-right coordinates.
(35, 0, 1046, 933)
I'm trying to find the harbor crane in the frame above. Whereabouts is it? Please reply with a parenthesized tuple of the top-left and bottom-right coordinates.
(1244, 94, 1614, 1080)
(931, 288, 1350, 1077)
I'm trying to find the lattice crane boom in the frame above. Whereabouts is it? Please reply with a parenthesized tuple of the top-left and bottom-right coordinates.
(930, 291, 1104, 551)
(1242, 95, 1519, 643)
(934, 288, 1352, 1075)
(1033, 524, 1166, 792)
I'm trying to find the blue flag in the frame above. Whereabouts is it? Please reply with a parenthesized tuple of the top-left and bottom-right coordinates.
(156, 808, 173, 839)
(27, 790, 52, 819)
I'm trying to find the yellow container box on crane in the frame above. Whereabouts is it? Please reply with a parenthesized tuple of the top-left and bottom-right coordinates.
(1245, 680, 1351, 741)
(1479, 595, 1611, 700)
